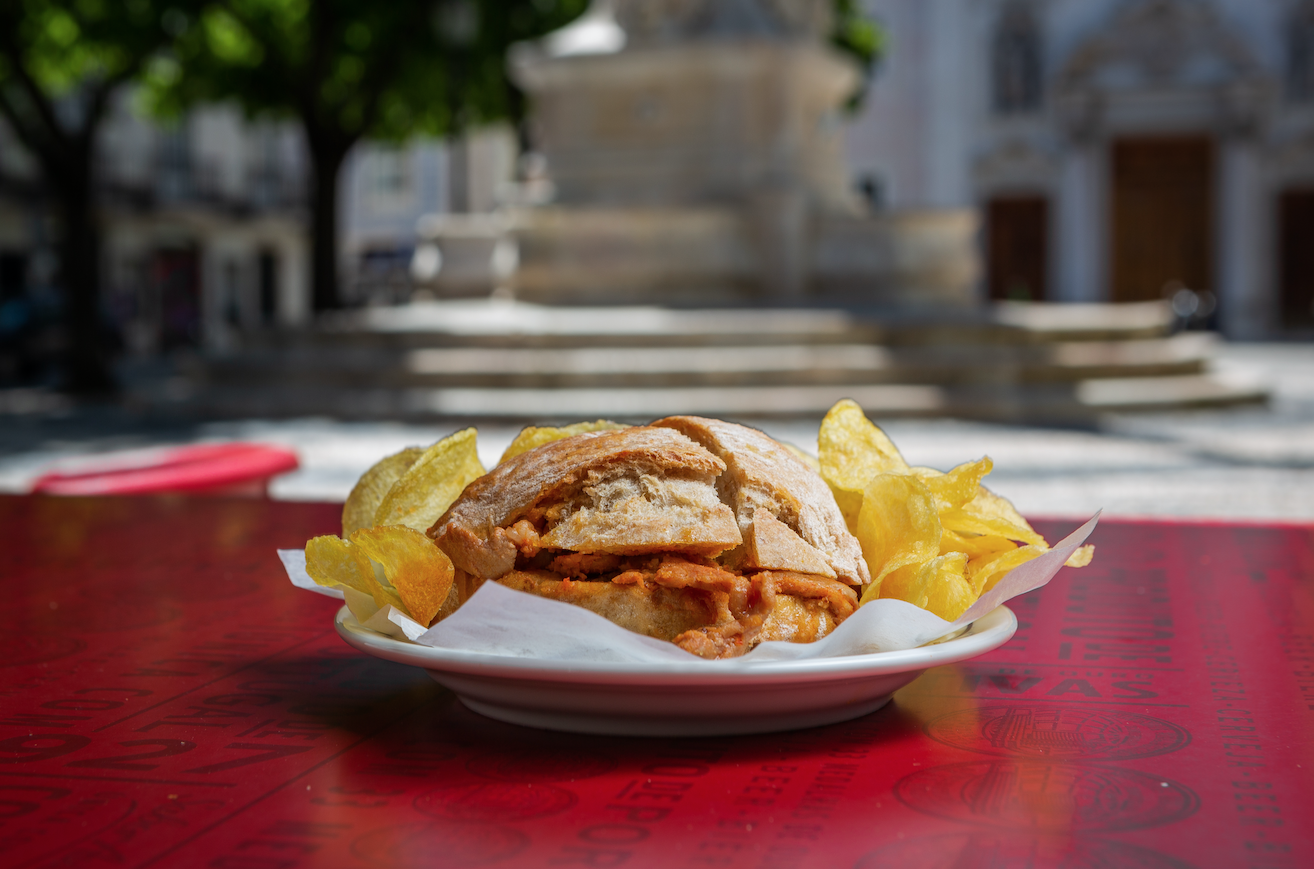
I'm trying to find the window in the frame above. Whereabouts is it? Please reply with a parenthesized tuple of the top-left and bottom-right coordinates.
(372, 148, 411, 197)
(367, 146, 415, 214)
(993, 2, 1043, 115)
(156, 123, 192, 200)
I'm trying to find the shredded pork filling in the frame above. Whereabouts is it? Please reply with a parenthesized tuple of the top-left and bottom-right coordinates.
(473, 520, 859, 658)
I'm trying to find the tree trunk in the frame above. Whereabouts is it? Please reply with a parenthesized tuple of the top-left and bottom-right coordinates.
(58, 168, 115, 395)
(308, 143, 349, 312)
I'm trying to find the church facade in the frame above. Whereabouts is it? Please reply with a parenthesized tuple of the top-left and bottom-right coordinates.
(847, 0, 1314, 338)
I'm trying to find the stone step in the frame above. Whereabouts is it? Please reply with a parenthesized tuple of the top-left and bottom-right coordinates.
(203, 333, 1214, 389)
(189, 301, 1261, 422)
(190, 373, 1265, 424)
(293, 299, 1176, 350)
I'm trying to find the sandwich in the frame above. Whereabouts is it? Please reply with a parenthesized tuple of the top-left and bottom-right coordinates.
(306, 402, 1093, 657)
(427, 417, 870, 659)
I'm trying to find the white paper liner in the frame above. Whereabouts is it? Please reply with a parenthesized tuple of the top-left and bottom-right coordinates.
(280, 514, 1098, 664)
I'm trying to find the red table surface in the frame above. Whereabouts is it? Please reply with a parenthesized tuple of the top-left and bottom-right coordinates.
(1, 494, 1311, 869)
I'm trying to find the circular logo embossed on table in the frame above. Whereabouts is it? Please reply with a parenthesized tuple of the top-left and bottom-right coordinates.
(352, 822, 527, 867)
(415, 782, 577, 823)
(0, 633, 85, 667)
(858, 833, 1194, 869)
(926, 706, 1190, 760)
(467, 748, 616, 783)
(895, 762, 1198, 832)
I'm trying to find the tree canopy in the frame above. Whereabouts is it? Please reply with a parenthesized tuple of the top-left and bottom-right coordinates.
(0, 0, 202, 393)
(150, 0, 591, 310)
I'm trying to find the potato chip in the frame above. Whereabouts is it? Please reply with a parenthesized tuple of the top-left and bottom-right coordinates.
(821, 398, 1095, 622)
(1065, 545, 1095, 568)
(498, 420, 628, 465)
(920, 552, 974, 621)
(305, 534, 403, 613)
(350, 526, 454, 627)
(375, 428, 485, 533)
(969, 544, 1047, 595)
(940, 528, 1016, 560)
(941, 485, 1046, 548)
(876, 552, 973, 620)
(873, 562, 927, 608)
(342, 447, 424, 536)
(819, 399, 909, 531)
(912, 456, 993, 514)
(856, 473, 941, 603)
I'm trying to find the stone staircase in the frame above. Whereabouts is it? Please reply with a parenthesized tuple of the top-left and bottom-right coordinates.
(188, 299, 1268, 423)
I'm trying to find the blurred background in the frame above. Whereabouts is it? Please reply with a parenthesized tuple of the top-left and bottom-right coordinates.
(1, 0, 1312, 519)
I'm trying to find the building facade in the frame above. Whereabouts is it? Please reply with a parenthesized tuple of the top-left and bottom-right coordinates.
(0, 91, 459, 379)
(847, 0, 1314, 337)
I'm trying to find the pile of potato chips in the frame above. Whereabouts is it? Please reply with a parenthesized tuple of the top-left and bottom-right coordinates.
(304, 421, 624, 627)
(818, 399, 1092, 621)
(305, 404, 1091, 630)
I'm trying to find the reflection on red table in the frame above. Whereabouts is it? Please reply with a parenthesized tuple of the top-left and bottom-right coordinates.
(1, 494, 1311, 868)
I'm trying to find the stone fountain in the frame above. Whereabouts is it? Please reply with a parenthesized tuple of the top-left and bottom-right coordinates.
(416, 0, 978, 308)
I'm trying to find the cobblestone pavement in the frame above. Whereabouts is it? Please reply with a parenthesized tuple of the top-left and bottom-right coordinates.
(2, 342, 1312, 522)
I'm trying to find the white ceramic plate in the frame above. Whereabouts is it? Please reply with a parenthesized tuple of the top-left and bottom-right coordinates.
(334, 605, 1016, 736)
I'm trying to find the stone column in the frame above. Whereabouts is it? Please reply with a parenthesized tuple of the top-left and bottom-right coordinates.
(279, 233, 310, 327)
(926, 0, 971, 208)
(1055, 142, 1103, 302)
(1217, 137, 1264, 339)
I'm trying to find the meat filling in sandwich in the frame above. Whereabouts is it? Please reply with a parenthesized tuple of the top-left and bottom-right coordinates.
(428, 418, 871, 659)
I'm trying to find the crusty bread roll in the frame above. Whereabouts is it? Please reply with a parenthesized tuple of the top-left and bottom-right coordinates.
(651, 416, 870, 587)
(428, 421, 868, 659)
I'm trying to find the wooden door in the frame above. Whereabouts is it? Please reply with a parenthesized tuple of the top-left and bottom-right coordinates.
(987, 196, 1048, 301)
(1110, 136, 1214, 302)
(1279, 189, 1314, 329)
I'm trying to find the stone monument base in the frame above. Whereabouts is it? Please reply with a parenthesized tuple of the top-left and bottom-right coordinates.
(417, 206, 979, 309)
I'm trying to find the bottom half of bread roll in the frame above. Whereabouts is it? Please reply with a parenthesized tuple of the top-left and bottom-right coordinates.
(442, 550, 858, 659)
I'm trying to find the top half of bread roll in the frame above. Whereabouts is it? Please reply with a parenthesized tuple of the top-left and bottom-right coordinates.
(652, 416, 870, 587)
(429, 426, 742, 579)
(428, 420, 870, 588)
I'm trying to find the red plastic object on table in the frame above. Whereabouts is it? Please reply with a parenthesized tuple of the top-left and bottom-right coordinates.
(1, 494, 1312, 869)
(28, 442, 299, 497)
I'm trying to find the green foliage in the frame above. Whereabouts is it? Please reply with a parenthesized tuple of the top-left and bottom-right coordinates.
(149, 0, 590, 146)
(831, 0, 885, 112)
(1, 0, 173, 93)
(0, 0, 198, 163)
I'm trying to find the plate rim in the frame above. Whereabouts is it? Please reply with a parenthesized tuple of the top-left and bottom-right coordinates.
(333, 604, 1017, 685)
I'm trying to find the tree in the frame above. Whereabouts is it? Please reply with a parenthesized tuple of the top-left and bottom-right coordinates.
(155, 0, 589, 313)
(0, 0, 200, 394)
(832, 0, 883, 110)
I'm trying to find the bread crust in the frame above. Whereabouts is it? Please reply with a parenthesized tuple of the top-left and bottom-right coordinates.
(651, 416, 871, 587)
(429, 426, 742, 579)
